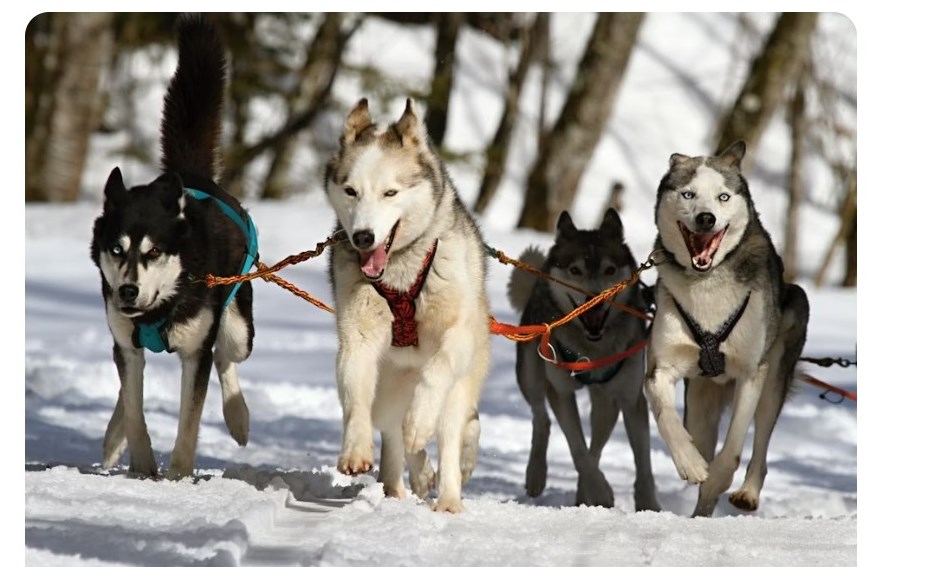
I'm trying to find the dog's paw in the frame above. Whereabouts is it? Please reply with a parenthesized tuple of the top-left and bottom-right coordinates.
(670, 444, 709, 484)
(403, 413, 437, 454)
(128, 452, 158, 478)
(432, 496, 464, 514)
(223, 396, 250, 447)
(337, 450, 374, 476)
(165, 463, 195, 481)
(729, 488, 760, 511)
(576, 469, 614, 508)
(525, 457, 548, 497)
(409, 456, 435, 499)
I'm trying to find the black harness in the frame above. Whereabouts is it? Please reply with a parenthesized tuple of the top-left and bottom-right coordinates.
(672, 292, 751, 378)
(551, 340, 626, 385)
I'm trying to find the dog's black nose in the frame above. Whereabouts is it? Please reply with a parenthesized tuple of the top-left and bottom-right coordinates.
(118, 284, 139, 303)
(695, 212, 716, 232)
(352, 230, 375, 249)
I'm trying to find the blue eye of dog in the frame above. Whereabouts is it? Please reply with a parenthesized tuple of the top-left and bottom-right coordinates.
(719, 193, 730, 202)
(110, 245, 124, 256)
(682, 190, 695, 199)
(569, 266, 582, 276)
(345, 187, 357, 197)
(384, 189, 397, 197)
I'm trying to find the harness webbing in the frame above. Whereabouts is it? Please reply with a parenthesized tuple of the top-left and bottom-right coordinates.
(672, 292, 751, 377)
(132, 187, 259, 353)
(371, 241, 438, 348)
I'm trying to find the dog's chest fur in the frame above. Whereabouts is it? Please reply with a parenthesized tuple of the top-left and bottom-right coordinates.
(653, 266, 774, 380)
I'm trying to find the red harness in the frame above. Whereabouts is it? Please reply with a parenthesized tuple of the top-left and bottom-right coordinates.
(371, 241, 438, 347)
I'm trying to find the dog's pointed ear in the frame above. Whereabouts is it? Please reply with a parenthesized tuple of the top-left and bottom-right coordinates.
(103, 167, 126, 213)
(394, 98, 423, 147)
(599, 207, 624, 239)
(669, 153, 691, 168)
(342, 98, 372, 145)
(555, 211, 577, 239)
(717, 140, 746, 169)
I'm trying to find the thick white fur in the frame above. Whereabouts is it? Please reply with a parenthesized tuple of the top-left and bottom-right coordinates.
(327, 100, 490, 513)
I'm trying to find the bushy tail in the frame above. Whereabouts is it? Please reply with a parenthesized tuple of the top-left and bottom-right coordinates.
(507, 245, 546, 313)
(159, 14, 226, 180)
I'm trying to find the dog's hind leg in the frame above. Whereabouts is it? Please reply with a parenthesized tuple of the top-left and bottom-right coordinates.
(215, 302, 252, 446)
(112, 343, 158, 477)
(516, 343, 550, 497)
(214, 353, 249, 447)
(407, 449, 435, 500)
(167, 347, 213, 480)
(459, 410, 480, 485)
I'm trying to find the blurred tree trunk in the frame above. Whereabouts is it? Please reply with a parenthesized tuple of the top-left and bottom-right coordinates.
(783, 65, 808, 283)
(473, 14, 545, 215)
(26, 13, 114, 202)
(424, 13, 464, 147)
(714, 12, 818, 173)
(843, 181, 856, 287)
(223, 15, 358, 196)
(814, 166, 856, 288)
(517, 13, 644, 232)
(536, 13, 552, 155)
(261, 14, 351, 199)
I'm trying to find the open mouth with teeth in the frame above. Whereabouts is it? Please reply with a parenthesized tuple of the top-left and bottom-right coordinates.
(678, 221, 727, 272)
(358, 221, 400, 280)
(569, 294, 610, 341)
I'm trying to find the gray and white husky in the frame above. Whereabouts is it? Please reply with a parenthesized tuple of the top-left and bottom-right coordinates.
(90, 15, 255, 479)
(507, 209, 660, 511)
(644, 141, 809, 517)
(324, 98, 491, 513)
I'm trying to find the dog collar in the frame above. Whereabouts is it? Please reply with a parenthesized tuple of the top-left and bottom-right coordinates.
(371, 240, 438, 347)
(552, 340, 626, 385)
(672, 292, 751, 377)
(131, 187, 259, 353)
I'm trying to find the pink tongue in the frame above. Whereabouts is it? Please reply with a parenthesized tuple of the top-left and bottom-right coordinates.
(692, 232, 719, 266)
(359, 244, 388, 277)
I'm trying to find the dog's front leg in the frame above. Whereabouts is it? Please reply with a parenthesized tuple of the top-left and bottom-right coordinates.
(404, 348, 456, 454)
(644, 366, 708, 484)
(692, 367, 767, 517)
(110, 344, 157, 477)
(167, 348, 212, 479)
(336, 340, 382, 475)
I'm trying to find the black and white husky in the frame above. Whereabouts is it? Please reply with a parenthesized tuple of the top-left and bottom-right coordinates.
(90, 15, 257, 479)
(644, 141, 809, 516)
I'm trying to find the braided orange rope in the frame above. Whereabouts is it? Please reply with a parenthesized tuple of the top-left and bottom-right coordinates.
(489, 248, 653, 322)
(200, 235, 340, 314)
(488, 259, 654, 343)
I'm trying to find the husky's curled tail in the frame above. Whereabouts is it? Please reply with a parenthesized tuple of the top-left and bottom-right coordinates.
(506, 246, 545, 313)
(159, 14, 226, 182)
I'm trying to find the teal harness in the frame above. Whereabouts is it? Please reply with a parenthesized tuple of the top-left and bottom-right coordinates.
(133, 187, 259, 353)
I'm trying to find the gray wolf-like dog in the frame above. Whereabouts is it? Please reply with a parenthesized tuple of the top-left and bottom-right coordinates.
(91, 15, 255, 479)
(644, 141, 809, 517)
(324, 98, 491, 513)
(508, 209, 660, 511)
